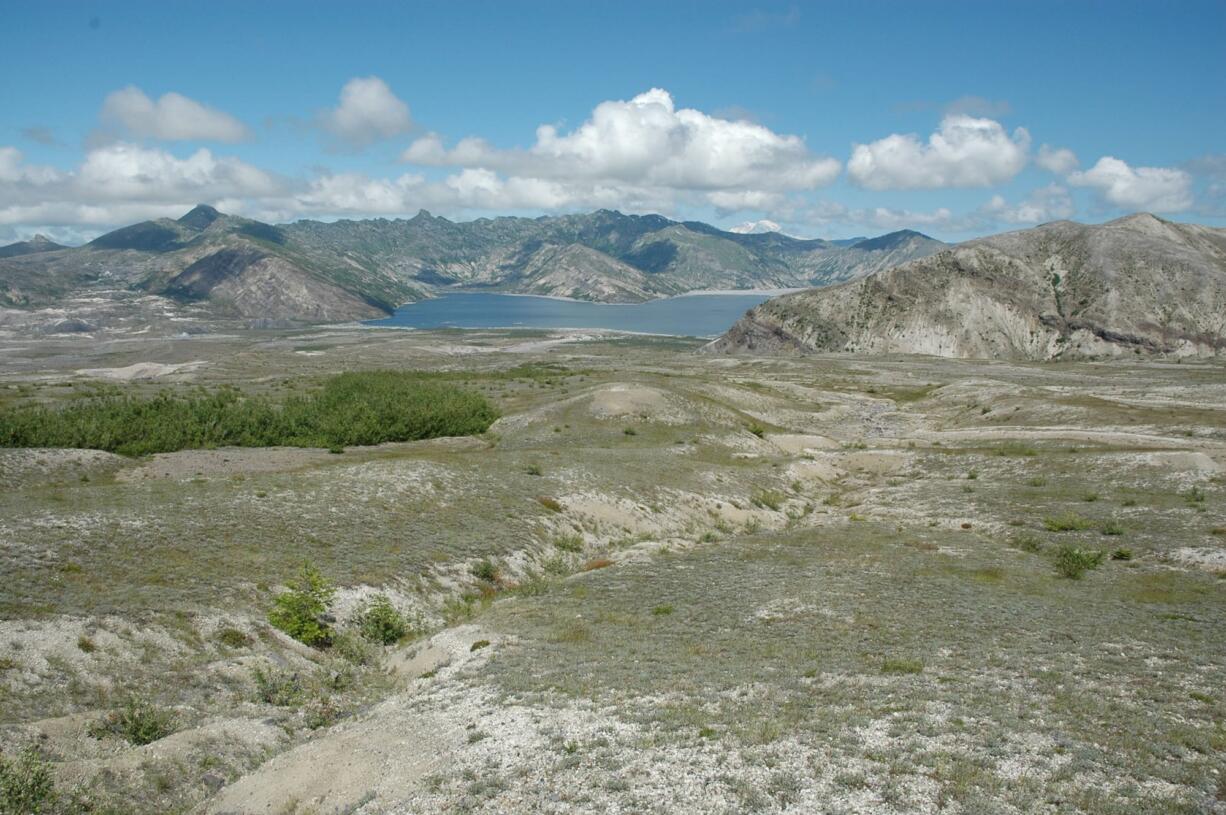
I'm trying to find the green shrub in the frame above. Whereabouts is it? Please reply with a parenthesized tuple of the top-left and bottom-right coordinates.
(0, 748, 56, 814)
(536, 496, 563, 513)
(1054, 546, 1106, 579)
(352, 594, 409, 645)
(1111, 548, 1133, 561)
(747, 423, 766, 438)
(216, 627, 250, 648)
(470, 639, 491, 652)
(330, 630, 378, 666)
(622, 427, 637, 436)
(268, 562, 335, 647)
(552, 534, 583, 553)
(252, 664, 304, 706)
(471, 560, 500, 584)
(1100, 521, 1125, 536)
(89, 697, 175, 746)
(751, 491, 784, 511)
(0, 371, 498, 456)
(1011, 534, 1044, 553)
(1043, 512, 1094, 532)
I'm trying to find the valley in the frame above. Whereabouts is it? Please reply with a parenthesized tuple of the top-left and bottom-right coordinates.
(1, 326, 1223, 814)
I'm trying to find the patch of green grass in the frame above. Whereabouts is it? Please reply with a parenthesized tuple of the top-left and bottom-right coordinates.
(651, 604, 675, 616)
(881, 657, 924, 675)
(1053, 545, 1106, 579)
(1100, 521, 1125, 536)
(1043, 512, 1094, 532)
(0, 371, 498, 456)
(1110, 548, 1132, 561)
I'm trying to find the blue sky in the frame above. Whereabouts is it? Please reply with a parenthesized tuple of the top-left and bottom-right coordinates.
(2, 0, 1223, 243)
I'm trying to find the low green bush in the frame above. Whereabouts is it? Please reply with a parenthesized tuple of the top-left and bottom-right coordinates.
(352, 594, 409, 645)
(252, 664, 304, 706)
(1054, 545, 1106, 579)
(0, 748, 56, 814)
(1043, 512, 1094, 532)
(268, 562, 335, 647)
(0, 371, 497, 456)
(89, 697, 175, 746)
(552, 534, 584, 553)
(471, 560, 500, 584)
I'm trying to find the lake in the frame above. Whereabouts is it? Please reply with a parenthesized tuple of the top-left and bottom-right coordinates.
(365, 292, 777, 338)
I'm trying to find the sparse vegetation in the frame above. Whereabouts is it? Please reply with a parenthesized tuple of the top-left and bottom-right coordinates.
(252, 664, 305, 706)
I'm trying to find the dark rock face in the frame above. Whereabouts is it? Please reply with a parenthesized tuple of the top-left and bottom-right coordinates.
(165, 248, 267, 301)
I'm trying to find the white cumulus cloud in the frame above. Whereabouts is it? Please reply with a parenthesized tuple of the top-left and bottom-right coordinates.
(400, 88, 840, 212)
(982, 184, 1075, 224)
(100, 86, 250, 142)
(1068, 156, 1192, 212)
(0, 142, 279, 229)
(322, 77, 412, 146)
(847, 114, 1030, 190)
(1035, 144, 1079, 175)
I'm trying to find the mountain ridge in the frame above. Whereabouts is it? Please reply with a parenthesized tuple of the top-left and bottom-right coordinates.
(1, 206, 945, 325)
(706, 214, 1226, 359)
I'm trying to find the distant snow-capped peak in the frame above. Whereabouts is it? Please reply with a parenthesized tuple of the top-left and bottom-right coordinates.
(729, 219, 783, 235)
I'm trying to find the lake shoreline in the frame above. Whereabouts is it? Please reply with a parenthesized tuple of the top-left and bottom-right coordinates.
(366, 291, 775, 338)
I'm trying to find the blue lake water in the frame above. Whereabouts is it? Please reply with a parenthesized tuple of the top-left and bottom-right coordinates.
(365, 292, 776, 338)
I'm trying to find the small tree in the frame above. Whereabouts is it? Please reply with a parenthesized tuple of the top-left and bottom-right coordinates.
(352, 594, 409, 645)
(268, 562, 335, 647)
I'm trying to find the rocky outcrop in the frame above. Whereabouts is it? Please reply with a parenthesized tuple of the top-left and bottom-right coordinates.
(707, 214, 1226, 360)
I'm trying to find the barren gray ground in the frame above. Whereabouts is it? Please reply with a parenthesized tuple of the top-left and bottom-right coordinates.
(1, 326, 1224, 814)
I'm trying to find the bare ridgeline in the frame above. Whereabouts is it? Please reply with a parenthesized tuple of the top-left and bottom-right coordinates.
(0, 209, 1224, 814)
